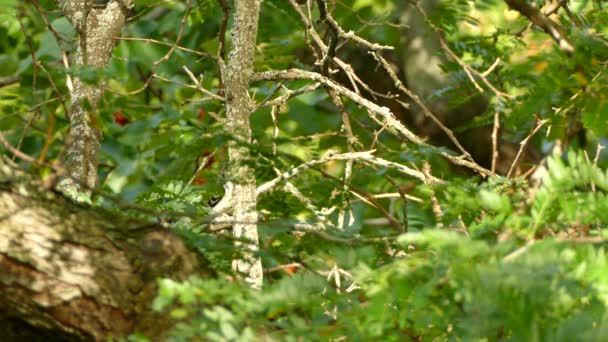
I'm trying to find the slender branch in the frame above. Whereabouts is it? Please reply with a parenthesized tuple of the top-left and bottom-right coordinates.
(0, 74, 19, 88)
(252, 69, 428, 145)
(326, 85, 356, 230)
(254, 83, 321, 110)
(253, 68, 493, 177)
(115, 37, 214, 59)
(491, 111, 500, 175)
(385, 176, 408, 232)
(314, 0, 394, 52)
(410, 2, 512, 99)
(372, 51, 483, 157)
(507, 118, 548, 178)
(257, 151, 377, 195)
(257, 150, 443, 198)
(504, 0, 574, 54)
(423, 161, 443, 225)
(182, 66, 225, 101)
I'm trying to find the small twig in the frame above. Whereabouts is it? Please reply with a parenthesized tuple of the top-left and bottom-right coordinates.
(411, 2, 512, 99)
(351, 192, 422, 203)
(217, 0, 230, 60)
(288, 223, 397, 244)
(314, 0, 394, 51)
(254, 68, 492, 177)
(270, 106, 279, 156)
(507, 118, 548, 178)
(287, 0, 383, 95)
(116, 37, 213, 59)
(0, 131, 44, 167)
(593, 144, 604, 166)
(503, 239, 535, 262)
(482, 58, 502, 77)
(282, 180, 335, 228)
(260, 151, 407, 233)
(316, 0, 338, 75)
(372, 51, 483, 158)
(182, 66, 225, 101)
(491, 111, 500, 174)
(589, 144, 605, 193)
(27, 0, 74, 91)
(423, 161, 443, 226)
(184, 150, 217, 190)
(153, 0, 193, 68)
(253, 69, 428, 146)
(437, 36, 512, 99)
(505, 0, 574, 54)
(562, 3, 582, 27)
(326, 89, 357, 230)
(257, 151, 375, 195)
(363, 155, 444, 184)
(121, 0, 206, 96)
(0, 74, 19, 88)
(385, 176, 408, 232)
(255, 83, 321, 110)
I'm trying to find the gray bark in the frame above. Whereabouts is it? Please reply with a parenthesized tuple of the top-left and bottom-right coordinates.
(0, 158, 211, 341)
(56, 0, 127, 196)
(222, 0, 263, 289)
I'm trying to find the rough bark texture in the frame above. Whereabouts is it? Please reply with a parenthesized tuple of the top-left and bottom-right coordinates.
(57, 0, 127, 195)
(0, 158, 211, 341)
(223, 0, 263, 289)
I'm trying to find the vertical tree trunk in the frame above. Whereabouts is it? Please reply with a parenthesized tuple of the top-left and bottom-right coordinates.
(223, 0, 263, 289)
(56, 1, 127, 196)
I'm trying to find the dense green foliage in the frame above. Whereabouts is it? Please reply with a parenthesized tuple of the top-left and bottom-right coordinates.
(2, 0, 608, 340)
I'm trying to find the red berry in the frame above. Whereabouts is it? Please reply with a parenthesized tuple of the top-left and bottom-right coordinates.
(197, 108, 206, 120)
(113, 110, 130, 126)
(201, 150, 216, 169)
(194, 178, 207, 185)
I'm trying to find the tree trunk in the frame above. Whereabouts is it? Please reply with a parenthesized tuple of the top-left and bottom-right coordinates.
(222, 0, 263, 289)
(56, 0, 127, 196)
(0, 158, 212, 341)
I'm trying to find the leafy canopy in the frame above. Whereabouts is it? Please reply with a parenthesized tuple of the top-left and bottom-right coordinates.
(2, 0, 608, 340)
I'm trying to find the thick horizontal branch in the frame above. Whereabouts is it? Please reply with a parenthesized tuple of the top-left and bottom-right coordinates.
(0, 158, 211, 341)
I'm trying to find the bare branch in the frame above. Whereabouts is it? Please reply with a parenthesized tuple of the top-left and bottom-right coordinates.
(507, 118, 548, 178)
(253, 68, 493, 177)
(505, 0, 574, 54)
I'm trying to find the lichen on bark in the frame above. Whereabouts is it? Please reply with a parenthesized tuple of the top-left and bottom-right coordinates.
(223, 0, 264, 289)
(56, 0, 127, 198)
(0, 156, 212, 341)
